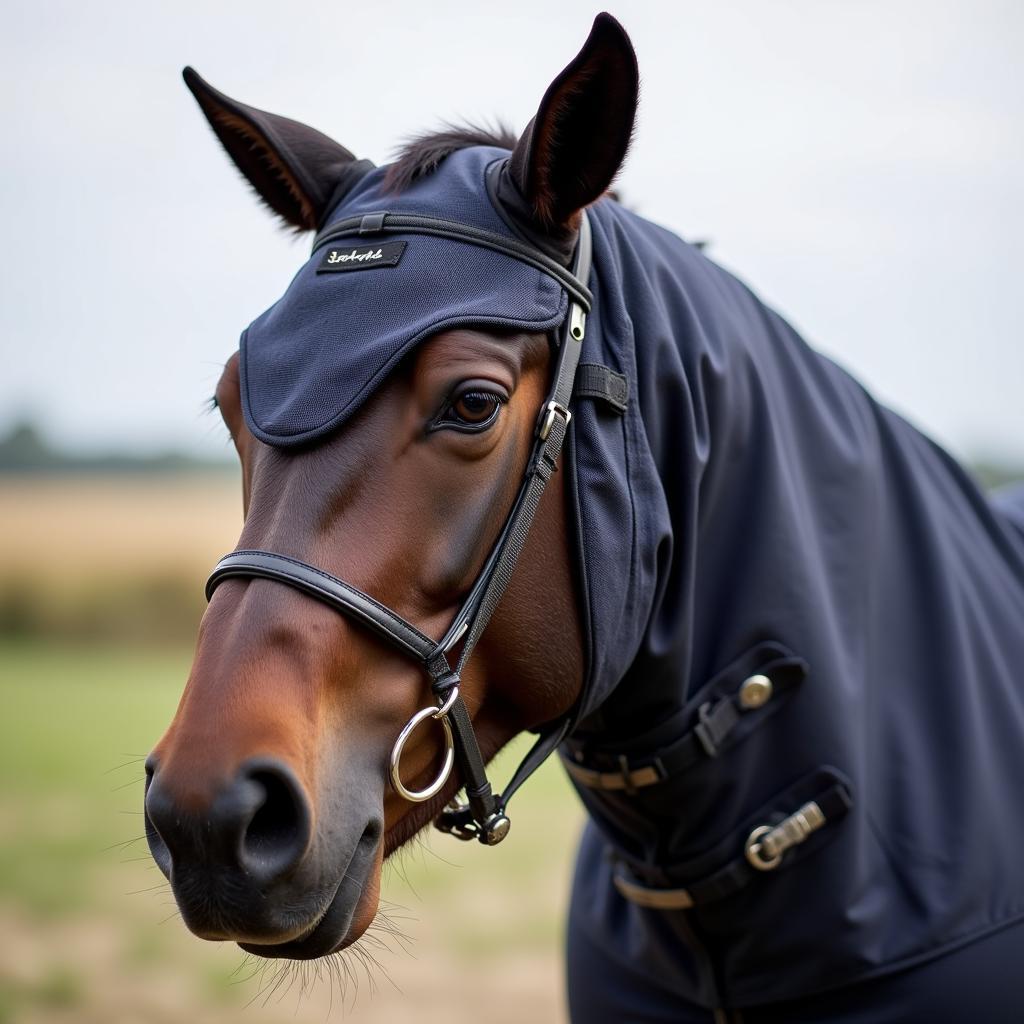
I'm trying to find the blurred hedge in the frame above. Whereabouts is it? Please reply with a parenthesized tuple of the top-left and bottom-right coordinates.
(0, 571, 205, 645)
(0, 472, 240, 647)
(0, 461, 1019, 648)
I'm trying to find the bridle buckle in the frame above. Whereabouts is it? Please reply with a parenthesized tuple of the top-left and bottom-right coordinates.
(538, 401, 572, 441)
(435, 799, 511, 845)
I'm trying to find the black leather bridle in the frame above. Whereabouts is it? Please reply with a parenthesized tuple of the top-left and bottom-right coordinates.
(205, 211, 593, 846)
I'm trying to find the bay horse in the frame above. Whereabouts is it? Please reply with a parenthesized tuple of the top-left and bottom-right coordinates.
(145, 13, 1024, 1022)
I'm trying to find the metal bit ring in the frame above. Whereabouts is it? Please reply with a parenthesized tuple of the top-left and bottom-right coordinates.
(389, 689, 458, 802)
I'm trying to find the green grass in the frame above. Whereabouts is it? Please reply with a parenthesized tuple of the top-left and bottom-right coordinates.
(0, 642, 190, 917)
(0, 640, 584, 1020)
(0, 642, 189, 789)
(0, 639, 582, 910)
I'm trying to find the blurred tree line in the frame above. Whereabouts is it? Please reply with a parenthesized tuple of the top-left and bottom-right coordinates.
(0, 420, 233, 474)
(4, 418, 1021, 484)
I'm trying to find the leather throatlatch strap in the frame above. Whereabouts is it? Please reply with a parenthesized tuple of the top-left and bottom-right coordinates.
(206, 212, 594, 846)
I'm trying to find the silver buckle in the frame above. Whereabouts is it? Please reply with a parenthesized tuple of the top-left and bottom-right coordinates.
(538, 401, 572, 441)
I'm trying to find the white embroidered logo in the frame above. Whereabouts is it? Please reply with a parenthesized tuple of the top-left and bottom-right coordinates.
(317, 240, 406, 273)
(326, 248, 384, 264)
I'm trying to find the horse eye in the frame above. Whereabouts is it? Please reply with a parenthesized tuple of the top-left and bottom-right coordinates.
(453, 391, 500, 425)
(432, 387, 505, 433)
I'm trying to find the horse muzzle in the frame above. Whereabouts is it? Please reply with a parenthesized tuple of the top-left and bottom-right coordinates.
(144, 753, 383, 956)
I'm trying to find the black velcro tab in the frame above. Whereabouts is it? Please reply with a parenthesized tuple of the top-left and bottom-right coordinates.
(317, 240, 406, 273)
(574, 363, 628, 414)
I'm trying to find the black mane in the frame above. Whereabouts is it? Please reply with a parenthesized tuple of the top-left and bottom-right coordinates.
(385, 123, 518, 192)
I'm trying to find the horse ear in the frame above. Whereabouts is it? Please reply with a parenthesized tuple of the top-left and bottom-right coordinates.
(182, 67, 361, 231)
(508, 13, 639, 229)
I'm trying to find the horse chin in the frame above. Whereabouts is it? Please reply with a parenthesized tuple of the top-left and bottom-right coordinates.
(237, 839, 383, 961)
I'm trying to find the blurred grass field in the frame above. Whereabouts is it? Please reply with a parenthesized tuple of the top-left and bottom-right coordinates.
(0, 475, 584, 1023)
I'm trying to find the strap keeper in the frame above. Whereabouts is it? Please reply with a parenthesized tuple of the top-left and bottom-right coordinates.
(529, 451, 556, 483)
(358, 212, 387, 235)
(431, 669, 460, 696)
(426, 649, 457, 692)
(693, 696, 743, 759)
(574, 364, 629, 414)
(694, 702, 720, 758)
(617, 755, 637, 795)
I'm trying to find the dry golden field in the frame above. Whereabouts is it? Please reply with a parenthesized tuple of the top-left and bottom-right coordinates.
(0, 473, 242, 590)
(0, 474, 242, 644)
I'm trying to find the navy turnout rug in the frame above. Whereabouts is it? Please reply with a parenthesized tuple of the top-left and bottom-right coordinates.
(237, 141, 1024, 1013)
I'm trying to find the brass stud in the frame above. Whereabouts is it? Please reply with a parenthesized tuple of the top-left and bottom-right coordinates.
(739, 673, 773, 709)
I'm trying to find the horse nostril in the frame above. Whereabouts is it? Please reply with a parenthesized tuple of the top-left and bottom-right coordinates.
(142, 757, 312, 889)
(238, 762, 312, 883)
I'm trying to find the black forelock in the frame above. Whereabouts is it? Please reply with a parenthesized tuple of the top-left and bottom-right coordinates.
(384, 122, 518, 193)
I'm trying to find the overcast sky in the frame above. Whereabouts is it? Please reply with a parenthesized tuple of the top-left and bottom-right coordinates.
(3, 1, 1022, 463)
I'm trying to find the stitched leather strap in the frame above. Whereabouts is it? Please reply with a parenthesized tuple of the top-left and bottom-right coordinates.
(206, 550, 437, 661)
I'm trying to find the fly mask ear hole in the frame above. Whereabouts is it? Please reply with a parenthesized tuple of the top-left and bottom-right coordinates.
(507, 13, 639, 229)
(182, 67, 371, 231)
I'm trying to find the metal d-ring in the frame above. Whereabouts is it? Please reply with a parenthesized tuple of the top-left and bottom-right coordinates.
(745, 824, 782, 871)
(389, 687, 459, 802)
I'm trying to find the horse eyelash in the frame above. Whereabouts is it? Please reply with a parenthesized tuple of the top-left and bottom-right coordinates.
(427, 387, 506, 434)
(204, 395, 235, 444)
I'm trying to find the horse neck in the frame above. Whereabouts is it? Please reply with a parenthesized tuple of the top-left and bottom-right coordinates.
(578, 205, 975, 740)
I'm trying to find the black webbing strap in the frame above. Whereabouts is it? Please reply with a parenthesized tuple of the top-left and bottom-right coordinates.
(561, 696, 738, 791)
(612, 779, 853, 910)
(432, 213, 591, 841)
(562, 653, 807, 792)
(574, 363, 628, 414)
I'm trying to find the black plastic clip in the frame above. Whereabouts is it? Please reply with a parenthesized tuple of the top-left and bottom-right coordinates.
(694, 702, 720, 758)
(434, 803, 479, 842)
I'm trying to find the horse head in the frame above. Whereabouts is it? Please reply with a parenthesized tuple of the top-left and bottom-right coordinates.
(145, 14, 638, 961)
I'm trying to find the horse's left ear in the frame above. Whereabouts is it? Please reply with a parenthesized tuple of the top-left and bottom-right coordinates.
(183, 67, 363, 231)
(508, 13, 639, 229)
